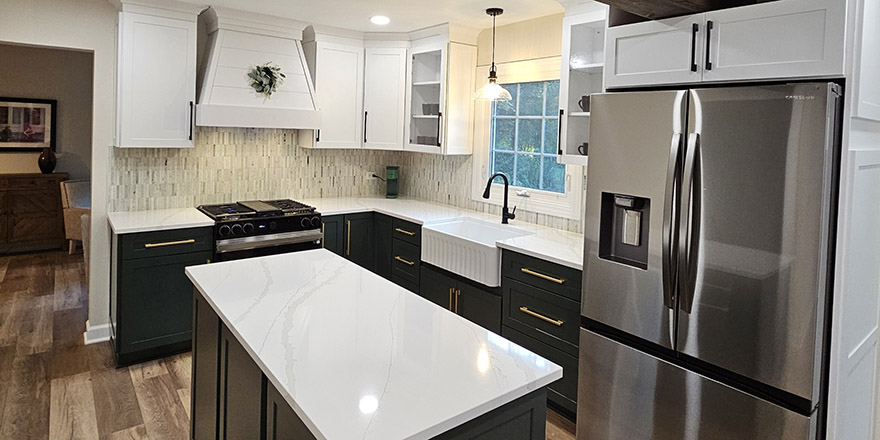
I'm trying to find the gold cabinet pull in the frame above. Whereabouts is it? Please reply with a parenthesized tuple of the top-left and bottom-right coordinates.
(395, 227, 416, 236)
(454, 289, 460, 314)
(448, 288, 454, 311)
(321, 224, 325, 248)
(394, 256, 415, 266)
(345, 220, 351, 256)
(519, 307, 564, 326)
(521, 268, 565, 285)
(144, 239, 195, 248)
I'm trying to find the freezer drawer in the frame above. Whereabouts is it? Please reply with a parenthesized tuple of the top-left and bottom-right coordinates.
(576, 329, 813, 440)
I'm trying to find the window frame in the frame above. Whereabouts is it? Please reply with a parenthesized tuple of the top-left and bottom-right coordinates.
(471, 57, 584, 220)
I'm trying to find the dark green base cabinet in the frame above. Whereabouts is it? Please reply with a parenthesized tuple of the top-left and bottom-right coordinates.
(320, 213, 374, 271)
(501, 250, 583, 419)
(110, 227, 212, 366)
(192, 290, 548, 440)
(421, 264, 502, 334)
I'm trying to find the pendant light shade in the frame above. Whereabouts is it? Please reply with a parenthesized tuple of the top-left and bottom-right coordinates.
(475, 8, 512, 102)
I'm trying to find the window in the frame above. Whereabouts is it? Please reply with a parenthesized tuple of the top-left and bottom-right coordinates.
(489, 80, 564, 193)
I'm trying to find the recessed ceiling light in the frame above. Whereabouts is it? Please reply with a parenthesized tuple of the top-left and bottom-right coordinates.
(370, 15, 391, 25)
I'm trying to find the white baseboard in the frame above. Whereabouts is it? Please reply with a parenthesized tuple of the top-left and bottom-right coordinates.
(83, 320, 111, 345)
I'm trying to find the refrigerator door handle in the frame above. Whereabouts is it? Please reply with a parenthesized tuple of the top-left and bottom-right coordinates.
(662, 132, 683, 309)
(678, 132, 701, 314)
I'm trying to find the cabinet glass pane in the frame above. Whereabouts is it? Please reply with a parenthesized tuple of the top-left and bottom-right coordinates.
(410, 50, 443, 146)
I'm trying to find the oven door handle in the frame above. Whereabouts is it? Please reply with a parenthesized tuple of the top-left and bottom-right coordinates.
(216, 230, 323, 253)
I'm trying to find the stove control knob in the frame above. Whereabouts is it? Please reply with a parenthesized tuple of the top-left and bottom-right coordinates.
(300, 217, 311, 228)
(231, 224, 243, 236)
(269, 221, 277, 230)
(218, 225, 231, 237)
(243, 223, 255, 234)
(311, 216, 321, 228)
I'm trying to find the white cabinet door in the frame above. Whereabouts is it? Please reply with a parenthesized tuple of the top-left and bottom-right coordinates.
(604, 15, 704, 89)
(363, 47, 407, 150)
(702, 0, 845, 83)
(118, 12, 196, 148)
(313, 42, 364, 149)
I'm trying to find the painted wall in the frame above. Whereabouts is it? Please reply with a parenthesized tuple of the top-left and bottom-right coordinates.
(475, 13, 564, 67)
(0, 43, 93, 180)
(0, 0, 117, 340)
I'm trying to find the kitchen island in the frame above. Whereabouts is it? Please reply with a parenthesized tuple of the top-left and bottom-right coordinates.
(185, 249, 562, 439)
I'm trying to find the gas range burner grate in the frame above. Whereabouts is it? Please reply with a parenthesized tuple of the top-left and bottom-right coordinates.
(264, 199, 316, 215)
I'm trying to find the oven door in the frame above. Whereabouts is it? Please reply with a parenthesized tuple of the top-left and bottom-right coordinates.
(215, 230, 323, 262)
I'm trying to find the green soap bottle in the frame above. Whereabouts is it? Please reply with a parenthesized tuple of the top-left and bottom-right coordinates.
(386, 166, 399, 199)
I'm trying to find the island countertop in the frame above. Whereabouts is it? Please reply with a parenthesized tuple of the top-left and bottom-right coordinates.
(185, 249, 562, 440)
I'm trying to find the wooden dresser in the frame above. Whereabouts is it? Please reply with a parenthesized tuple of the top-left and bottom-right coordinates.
(0, 173, 69, 254)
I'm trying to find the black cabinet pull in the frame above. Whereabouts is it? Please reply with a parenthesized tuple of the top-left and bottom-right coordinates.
(557, 109, 564, 155)
(188, 101, 194, 141)
(316, 129, 321, 143)
(705, 20, 714, 71)
(363, 111, 368, 143)
(690, 23, 699, 72)
(436, 111, 443, 147)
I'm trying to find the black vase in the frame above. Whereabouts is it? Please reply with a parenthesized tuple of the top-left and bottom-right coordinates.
(38, 148, 57, 174)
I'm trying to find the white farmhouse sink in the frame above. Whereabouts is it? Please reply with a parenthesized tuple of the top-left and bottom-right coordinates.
(422, 217, 534, 287)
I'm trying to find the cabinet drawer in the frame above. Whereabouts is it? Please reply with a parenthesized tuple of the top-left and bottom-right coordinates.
(119, 227, 213, 260)
(391, 239, 420, 286)
(502, 325, 578, 413)
(502, 250, 582, 302)
(8, 176, 63, 189)
(391, 217, 421, 246)
(9, 190, 61, 214)
(503, 278, 580, 356)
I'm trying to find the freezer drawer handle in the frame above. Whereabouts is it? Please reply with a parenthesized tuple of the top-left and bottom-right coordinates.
(394, 227, 416, 236)
(394, 256, 415, 266)
(144, 239, 195, 249)
(521, 268, 565, 285)
(519, 307, 563, 327)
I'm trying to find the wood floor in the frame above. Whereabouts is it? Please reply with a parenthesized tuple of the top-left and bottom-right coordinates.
(0, 251, 577, 440)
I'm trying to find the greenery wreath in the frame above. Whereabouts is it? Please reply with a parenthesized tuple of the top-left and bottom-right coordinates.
(248, 62, 286, 98)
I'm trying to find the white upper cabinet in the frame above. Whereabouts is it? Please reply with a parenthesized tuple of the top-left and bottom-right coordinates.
(116, 4, 200, 148)
(605, 15, 704, 89)
(304, 38, 364, 149)
(702, 0, 845, 82)
(604, 0, 845, 89)
(363, 47, 408, 150)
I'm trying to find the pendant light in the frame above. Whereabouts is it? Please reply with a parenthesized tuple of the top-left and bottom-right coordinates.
(475, 8, 512, 102)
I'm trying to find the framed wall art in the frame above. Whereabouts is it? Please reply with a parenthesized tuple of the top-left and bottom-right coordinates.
(0, 97, 57, 152)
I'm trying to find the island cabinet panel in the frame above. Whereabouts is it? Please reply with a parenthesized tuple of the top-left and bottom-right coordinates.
(218, 326, 264, 440)
(342, 212, 375, 271)
(374, 213, 394, 279)
(266, 382, 316, 440)
(502, 326, 579, 416)
(320, 215, 344, 255)
(192, 294, 220, 440)
(420, 264, 502, 334)
(111, 226, 212, 366)
(434, 388, 548, 440)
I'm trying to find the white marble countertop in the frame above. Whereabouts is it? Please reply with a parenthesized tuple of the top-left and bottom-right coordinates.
(107, 208, 213, 234)
(301, 197, 585, 270)
(186, 250, 562, 440)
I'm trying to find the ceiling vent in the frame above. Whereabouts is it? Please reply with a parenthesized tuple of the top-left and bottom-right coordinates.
(196, 6, 320, 129)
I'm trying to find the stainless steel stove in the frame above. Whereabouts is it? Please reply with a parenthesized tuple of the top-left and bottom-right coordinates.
(198, 199, 322, 261)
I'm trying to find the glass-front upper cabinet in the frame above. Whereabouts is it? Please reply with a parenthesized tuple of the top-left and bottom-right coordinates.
(409, 47, 445, 148)
(558, 9, 606, 166)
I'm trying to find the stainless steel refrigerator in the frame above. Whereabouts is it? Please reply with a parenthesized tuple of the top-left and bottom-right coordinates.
(577, 83, 841, 439)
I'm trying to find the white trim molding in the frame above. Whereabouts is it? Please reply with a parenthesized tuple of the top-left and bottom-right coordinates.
(83, 321, 111, 345)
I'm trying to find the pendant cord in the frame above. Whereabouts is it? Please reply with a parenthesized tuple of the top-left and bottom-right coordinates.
(491, 13, 496, 72)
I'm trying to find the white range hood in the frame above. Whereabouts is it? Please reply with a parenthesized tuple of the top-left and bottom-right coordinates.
(196, 7, 320, 129)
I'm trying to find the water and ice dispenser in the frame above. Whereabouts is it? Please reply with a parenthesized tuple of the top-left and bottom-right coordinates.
(598, 193, 650, 270)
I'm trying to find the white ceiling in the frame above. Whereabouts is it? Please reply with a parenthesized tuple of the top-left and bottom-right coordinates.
(190, 0, 567, 33)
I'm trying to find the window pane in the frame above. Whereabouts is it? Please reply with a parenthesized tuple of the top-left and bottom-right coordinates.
(515, 153, 541, 189)
(542, 157, 565, 193)
(495, 84, 518, 116)
(543, 118, 558, 154)
(493, 151, 515, 178)
(517, 119, 542, 154)
(494, 119, 515, 151)
(545, 81, 559, 116)
(519, 82, 544, 116)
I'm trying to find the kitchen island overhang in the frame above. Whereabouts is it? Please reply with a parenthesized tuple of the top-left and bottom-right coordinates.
(186, 249, 562, 439)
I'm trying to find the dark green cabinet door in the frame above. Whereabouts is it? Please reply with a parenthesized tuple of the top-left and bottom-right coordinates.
(192, 294, 220, 440)
(265, 380, 317, 440)
(321, 215, 344, 256)
(457, 283, 502, 334)
(117, 250, 212, 355)
(374, 214, 393, 280)
(420, 264, 455, 310)
(219, 326, 264, 440)
(343, 213, 374, 271)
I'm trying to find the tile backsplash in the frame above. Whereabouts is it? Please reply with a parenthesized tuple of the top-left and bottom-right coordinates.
(109, 127, 582, 233)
